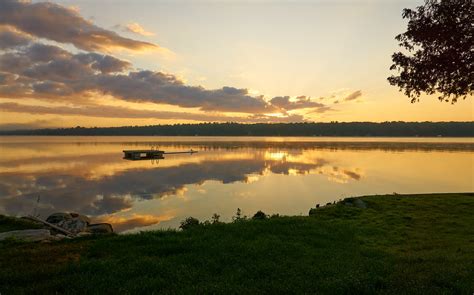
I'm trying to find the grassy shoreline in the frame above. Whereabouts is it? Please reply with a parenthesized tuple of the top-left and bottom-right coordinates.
(1, 193, 473, 294)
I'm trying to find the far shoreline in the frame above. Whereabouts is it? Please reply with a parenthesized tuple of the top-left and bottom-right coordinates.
(1, 122, 473, 137)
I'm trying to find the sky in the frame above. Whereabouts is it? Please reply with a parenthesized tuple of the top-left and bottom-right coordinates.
(0, 0, 472, 129)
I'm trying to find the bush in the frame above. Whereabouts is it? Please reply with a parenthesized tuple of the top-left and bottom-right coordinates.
(179, 217, 200, 230)
(232, 208, 246, 222)
(252, 210, 267, 220)
(211, 213, 220, 224)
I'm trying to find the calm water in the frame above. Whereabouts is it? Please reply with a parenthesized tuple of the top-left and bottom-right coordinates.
(1, 136, 473, 232)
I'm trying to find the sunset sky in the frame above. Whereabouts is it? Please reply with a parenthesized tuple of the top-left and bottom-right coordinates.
(0, 0, 472, 130)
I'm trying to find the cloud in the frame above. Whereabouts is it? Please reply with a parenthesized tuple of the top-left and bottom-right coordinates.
(0, 72, 18, 85)
(125, 22, 155, 37)
(0, 39, 329, 114)
(270, 95, 324, 111)
(0, 0, 158, 53)
(0, 102, 305, 123)
(0, 119, 54, 131)
(247, 113, 306, 123)
(268, 159, 328, 175)
(91, 195, 134, 215)
(308, 106, 334, 114)
(0, 37, 274, 112)
(91, 74, 277, 113)
(327, 167, 363, 183)
(75, 53, 132, 74)
(0, 25, 33, 49)
(0, 41, 281, 113)
(344, 90, 362, 101)
(343, 169, 361, 180)
(0, 0, 336, 122)
(0, 43, 131, 78)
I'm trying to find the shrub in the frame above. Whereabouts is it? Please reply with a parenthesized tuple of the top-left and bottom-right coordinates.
(211, 213, 221, 224)
(252, 210, 267, 220)
(232, 208, 246, 222)
(179, 217, 200, 230)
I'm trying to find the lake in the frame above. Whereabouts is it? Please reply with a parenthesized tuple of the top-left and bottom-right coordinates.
(0, 136, 473, 232)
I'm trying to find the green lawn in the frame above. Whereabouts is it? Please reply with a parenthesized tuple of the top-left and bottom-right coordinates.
(1, 193, 473, 294)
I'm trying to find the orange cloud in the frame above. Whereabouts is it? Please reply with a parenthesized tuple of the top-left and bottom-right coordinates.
(0, 0, 334, 123)
(125, 22, 155, 37)
(344, 90, 362, 101)
(0, 0, 158, 53)
(0, 102, 307, 123)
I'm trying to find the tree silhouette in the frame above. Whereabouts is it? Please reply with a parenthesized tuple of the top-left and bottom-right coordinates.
(388, 0, 473, 103)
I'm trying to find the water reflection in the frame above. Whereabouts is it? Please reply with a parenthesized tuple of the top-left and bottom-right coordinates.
(0, 137, 473, 232)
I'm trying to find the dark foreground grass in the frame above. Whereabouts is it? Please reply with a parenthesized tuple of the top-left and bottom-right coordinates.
(1, 193, 473, 294)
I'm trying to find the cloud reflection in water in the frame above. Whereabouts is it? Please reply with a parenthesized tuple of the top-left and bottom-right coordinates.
(1, 137, 472, 231)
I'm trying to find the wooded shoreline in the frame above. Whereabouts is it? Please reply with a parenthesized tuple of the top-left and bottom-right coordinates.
(1, 122, 473, 137)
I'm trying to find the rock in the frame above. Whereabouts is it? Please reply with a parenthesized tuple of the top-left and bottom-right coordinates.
(43, 213, 112, 235)
(0, 229, 51, 242)
(76, 232, 92, 237)
(308, 208, 318, 216)
(46, 213, 72, 224)
(46, 212, 90, 225)
(61, 219, 88, 234)
(87, 223, 114, 234)
(46, 212, 91, 234)
(70, 213, 91, 224)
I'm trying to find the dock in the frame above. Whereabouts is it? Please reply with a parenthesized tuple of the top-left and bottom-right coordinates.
(123, 149, 197, 160)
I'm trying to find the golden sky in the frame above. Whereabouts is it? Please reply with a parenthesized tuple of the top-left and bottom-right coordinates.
(0, 0, 472, 130)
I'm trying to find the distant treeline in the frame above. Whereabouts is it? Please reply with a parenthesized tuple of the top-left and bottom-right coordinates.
(1, 122, 473, 137)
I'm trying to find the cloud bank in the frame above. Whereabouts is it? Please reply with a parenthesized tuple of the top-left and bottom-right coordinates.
(0, 0, 358, 124)
(0, 102, 303, 123)
(270, 96, 324, 111)
(0, 1, 157, 53)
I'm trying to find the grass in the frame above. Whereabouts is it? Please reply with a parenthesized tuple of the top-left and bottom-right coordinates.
(0, 215, 41, 233)
(1, 193, 473, 294)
